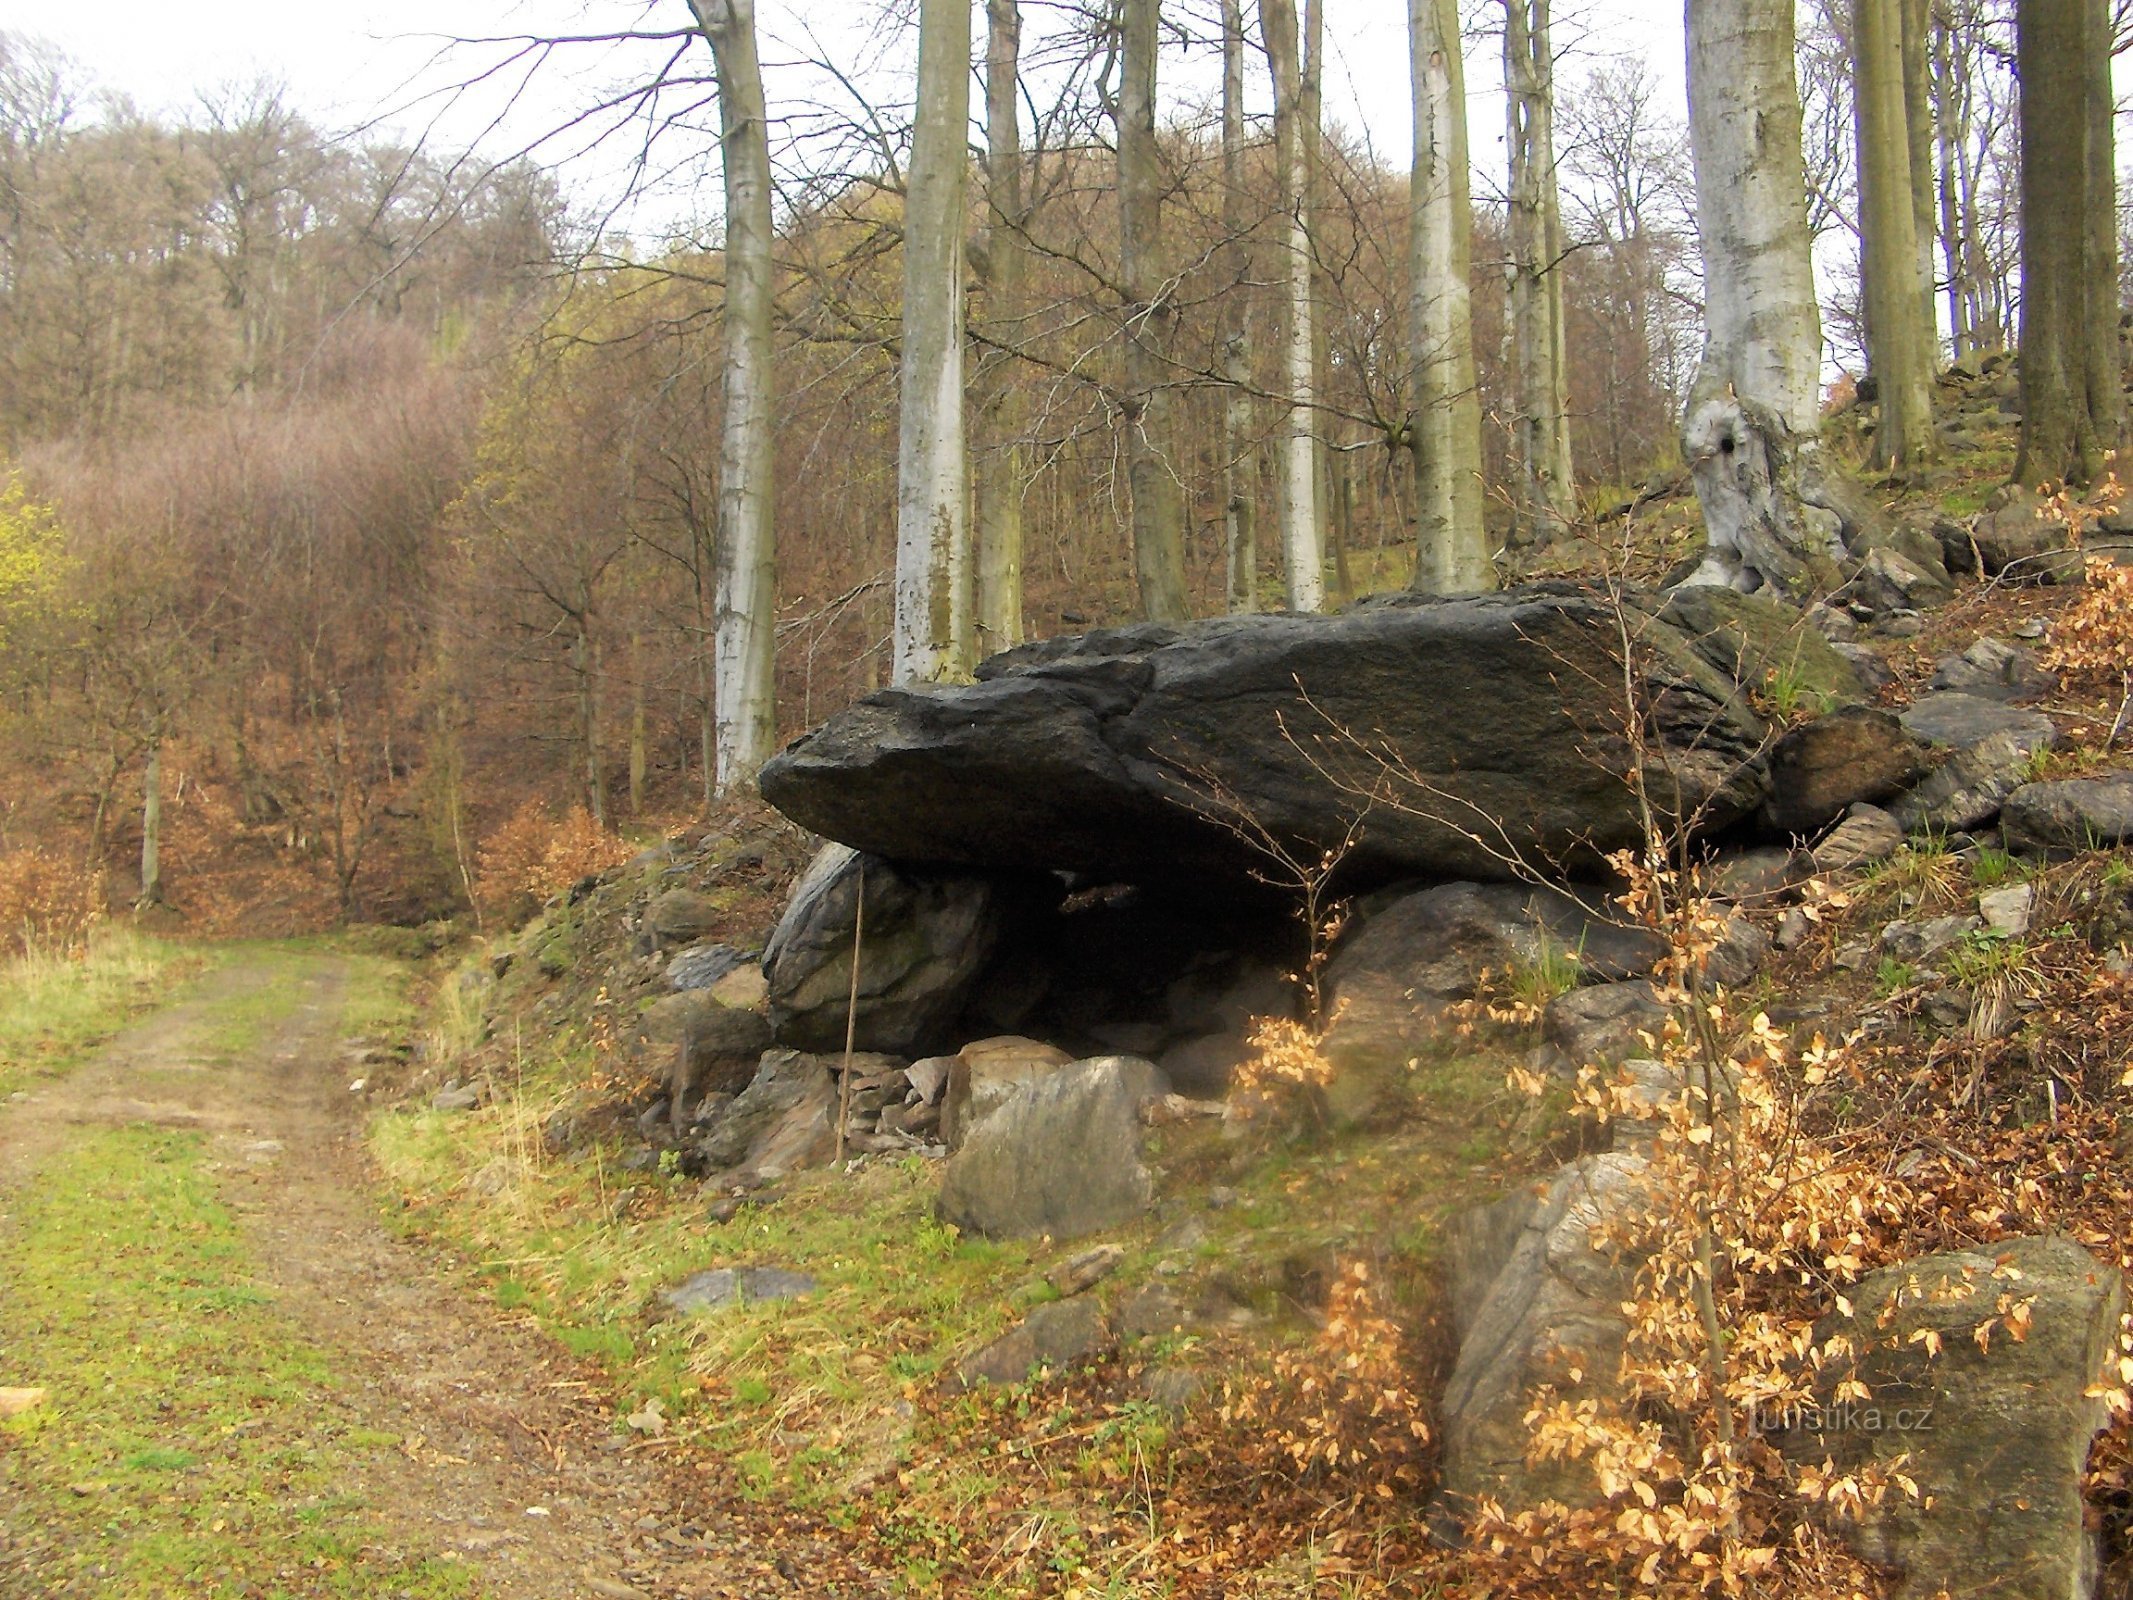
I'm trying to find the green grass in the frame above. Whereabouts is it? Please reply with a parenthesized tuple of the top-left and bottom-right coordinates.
(373, 1076, 1050, 1471)
(1971, 847, 2027, 889)
(0, 928, 204, 1097)
(369, 1023, 1524, 1515)
(0, 1123, 476, 1598)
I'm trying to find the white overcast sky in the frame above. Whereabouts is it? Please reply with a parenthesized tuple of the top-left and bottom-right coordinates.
(1, 0, 1692, 233)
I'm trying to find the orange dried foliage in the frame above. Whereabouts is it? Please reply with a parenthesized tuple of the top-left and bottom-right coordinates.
(2044, 557, 2133, 685)
(1229, 1013, 1337, 1122)
(474, 799, 632, 922)
(1219, 1258, 1430, 1487)
(0, 846, 101, 954)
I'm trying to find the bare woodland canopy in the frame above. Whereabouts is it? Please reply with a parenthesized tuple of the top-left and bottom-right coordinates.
(0, 0, 2121, 925)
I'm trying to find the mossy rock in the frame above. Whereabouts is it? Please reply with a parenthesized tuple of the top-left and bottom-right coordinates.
(1658, 587, 1865, 710)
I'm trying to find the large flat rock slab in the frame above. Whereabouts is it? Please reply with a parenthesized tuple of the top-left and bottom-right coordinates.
(760, 588, 1774, 888)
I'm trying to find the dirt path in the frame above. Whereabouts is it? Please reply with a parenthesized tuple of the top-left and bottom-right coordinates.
(0, 951, 874, 1600)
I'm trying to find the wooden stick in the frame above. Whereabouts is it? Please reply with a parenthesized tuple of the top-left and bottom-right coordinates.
(835, 859, 866, 1165)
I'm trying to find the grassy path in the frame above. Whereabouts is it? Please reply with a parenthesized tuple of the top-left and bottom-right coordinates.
(0, 946, 847, 1600)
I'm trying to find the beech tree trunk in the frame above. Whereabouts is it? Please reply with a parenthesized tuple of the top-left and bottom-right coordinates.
(1407, 0, 1492, 594)
(2013, 0, 2124, 489)
(976, 0, 1027, 655)
(628, 629, 647, 812)
(1119, 0, 1189, 622)
(1855, 0, 1934, 468)
(137, 732, 163, 909)
(1219, 0, 1258, 614)
(691, 0, 780, 786)
(1681, 0, 1842, 596)
(1503, 0, 1576, 544)
(1931, 12, 1973, 358)
(1264, 0, 1323, 611)
(1898, 0, 1938, 351)
(895, 0, 974, 682)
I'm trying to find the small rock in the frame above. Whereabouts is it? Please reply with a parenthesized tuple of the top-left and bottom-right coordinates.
(1708, 846, 1807, 905)
(659, 1266, 816, 1316)
(2003, 773, 2133, 856)
(1880, 915, 1982, 963)
(1890, 729, 2040, 834)
(1805, 602, 1858, 643)
(697, 1050, 837, 1178)
(1832, 642, 1897, 694)
(1157, 1216, 1210, 1252)
(1835, 547, 1954, 615)
(956, 1298, 1110, 1387)
(905, 1056, 954, 1106)
(1899, 693, 2058, 758)
(1047, 1244, 1126, 1298)
(709, 963, 768, 1011)
(1978, 883, 2034, 938)
(1925, 638, 2055, 703)
(431, 1083, 481, 1113)
(1706, 915, 1772, 987)
(1541, 980, 1668, 1073)
(1760, 706, 1929, 837)
(1774, 908, 1813, 949)
(666, 942, 749, 992)
(646, 888, 726, 949)
(1812, 804, 1906, 872)
(1138, 1367, 1204, 1410)
(624, 1397, 667, 1436)
(1968, 489, 2074, 578)
(1140, 1093, 1226, 1126)
(1117, 1283, 1193, 1340)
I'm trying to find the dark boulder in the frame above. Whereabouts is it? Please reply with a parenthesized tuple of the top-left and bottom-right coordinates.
(1760, 705, 1929, 836)
(762, 845, 1032, 1053)
(759, 587, 1775, 891)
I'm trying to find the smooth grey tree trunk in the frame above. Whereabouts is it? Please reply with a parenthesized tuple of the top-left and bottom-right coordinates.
(1898, 0, 1938, 352)
(690, 0, 780, 788)
(1264, 0, 1324, 611)
(1407, 0, 1492, 594)
(1854, 0, 1934, 468)
(2013, 0, 2124, 488)
(976, 0, 1027, 656)
(1681, 0, 1842, 596)
(1119, 0, 1189, 622)
(895, 0, 974, 682)
(137, 733, 162, 909)
(1220, 0, 1258, 614)
(1503, 0, 1576, 545)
